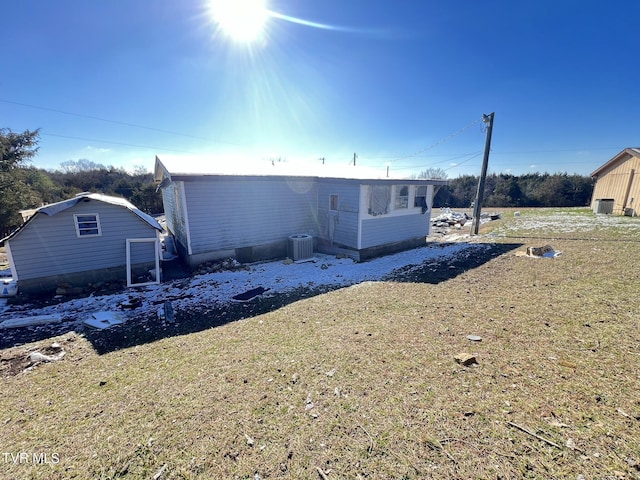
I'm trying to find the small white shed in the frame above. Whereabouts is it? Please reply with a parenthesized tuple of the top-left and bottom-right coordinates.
(1, 193, 163, 294)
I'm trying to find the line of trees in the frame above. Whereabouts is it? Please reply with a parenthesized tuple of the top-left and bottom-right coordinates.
(433, 173, 594, 208)
(1, 129, 596, 238)
(0, 129, 162, 238)
(417, 168, 594, 209)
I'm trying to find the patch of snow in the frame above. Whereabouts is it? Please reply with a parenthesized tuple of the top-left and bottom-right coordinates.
(1, 242, 488, 324)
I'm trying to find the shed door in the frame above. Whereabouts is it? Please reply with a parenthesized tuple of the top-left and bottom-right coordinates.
(126, 238, 160, 287)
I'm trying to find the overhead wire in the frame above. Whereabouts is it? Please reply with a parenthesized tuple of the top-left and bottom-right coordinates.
(389, 116, 485, 163)
(41, 133, 195, 154)
(3, 98, 615, 174)
(0, 98, 244, 147)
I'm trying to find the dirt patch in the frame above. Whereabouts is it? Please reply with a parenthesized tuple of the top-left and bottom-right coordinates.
(0, 334, 79, 377)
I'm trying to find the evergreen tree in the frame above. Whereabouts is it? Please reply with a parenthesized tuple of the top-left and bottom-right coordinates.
(0, 129, 41, 237)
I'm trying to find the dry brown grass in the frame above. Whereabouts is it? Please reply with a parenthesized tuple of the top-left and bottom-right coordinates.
(1, 208, 640, 479)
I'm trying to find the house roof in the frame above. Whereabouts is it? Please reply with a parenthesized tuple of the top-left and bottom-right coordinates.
(154, 156, 449, 186)
(591, 148, 640, 178)
(1, 193, 163, 243)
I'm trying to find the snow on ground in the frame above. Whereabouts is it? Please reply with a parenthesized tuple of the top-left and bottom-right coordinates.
(490, 209, 640, 236)
(0, 242, 488, 325)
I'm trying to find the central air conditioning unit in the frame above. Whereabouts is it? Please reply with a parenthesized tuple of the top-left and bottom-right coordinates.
(288, 234, 314, 261)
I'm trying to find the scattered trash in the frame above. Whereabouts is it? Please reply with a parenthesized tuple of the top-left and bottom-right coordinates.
(245, 433, 255, 446)
(454, 353, 477, 366)
(325, 368, 336, 377)
(152, 464, 167, 480)
(157, 301, 175, 322)
(617, 408, 631, 418)
(431, 208, 471, 229)
(317, 466, 330, 480)
(466, 335, 482, 342)
(1, 278, 18, 297)
(516, 245, 562, 258)
(291, 373, 299, 384)
(0, 314, 63, 329)
(305, 394, 314, 411)
(195, 257, 244, 275)
(431, 208, 502, 236)
(84, 311, 125, 330)
(120, 297, 142, 309)
(232, 286, 269, 302)
(28, 348, 66, 364)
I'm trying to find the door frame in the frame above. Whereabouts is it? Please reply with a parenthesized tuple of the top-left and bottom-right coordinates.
(126, 238, 160, 287)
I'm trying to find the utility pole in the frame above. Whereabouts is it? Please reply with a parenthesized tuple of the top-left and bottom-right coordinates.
(472, 112, 495, 235)
(353, 152, 357, 166)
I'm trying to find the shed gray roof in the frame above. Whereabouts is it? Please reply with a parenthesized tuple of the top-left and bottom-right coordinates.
(1, 193, 163, 243)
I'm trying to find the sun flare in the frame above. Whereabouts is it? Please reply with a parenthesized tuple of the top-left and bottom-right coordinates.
(207, 0, 269, 43)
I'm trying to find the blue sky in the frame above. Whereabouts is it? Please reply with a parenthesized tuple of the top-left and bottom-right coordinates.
(1, 0, 638, 178)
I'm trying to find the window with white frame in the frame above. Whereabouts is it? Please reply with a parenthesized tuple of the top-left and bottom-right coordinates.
(74, 214, 101, 237)
(368, 185, 391, 216)
(414, 185, 428, 209)
(394, 185, 409, 209)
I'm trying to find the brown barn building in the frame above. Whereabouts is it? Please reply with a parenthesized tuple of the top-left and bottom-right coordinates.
(590, 148, 640, 215)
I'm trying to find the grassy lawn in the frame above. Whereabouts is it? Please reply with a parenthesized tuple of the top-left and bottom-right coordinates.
(1, 208, 639, 479)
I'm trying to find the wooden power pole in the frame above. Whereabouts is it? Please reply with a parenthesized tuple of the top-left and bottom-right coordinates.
(472, 112, 495, 235)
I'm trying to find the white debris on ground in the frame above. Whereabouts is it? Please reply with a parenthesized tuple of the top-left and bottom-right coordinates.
(0, 242, 490, 325)
(431, 207, 472, 230)
(516, 245, 562, 258)
(430, 207, 502, 238)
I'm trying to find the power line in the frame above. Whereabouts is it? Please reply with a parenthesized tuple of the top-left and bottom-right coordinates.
(391, 151, 482, 169)
(390, 116, 484, 163)
(0, 98, 243, 147)
(41, 133, 195, 154)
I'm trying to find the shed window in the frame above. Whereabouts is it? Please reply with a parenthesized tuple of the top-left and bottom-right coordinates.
(74, 214, 101, 237)
(394, 185, 409, 209)
(330, 194, 339, 211)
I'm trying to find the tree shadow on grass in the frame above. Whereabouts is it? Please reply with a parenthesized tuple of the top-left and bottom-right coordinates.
(0, 242, 522, 355)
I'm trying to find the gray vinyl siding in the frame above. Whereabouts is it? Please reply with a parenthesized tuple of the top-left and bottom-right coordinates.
(8, 201, 157, 281)
(184, 178, 318, 254)
(162, 182, 189, 253)
(316, 180, 360, 248)
(360, 214, 430, 249)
